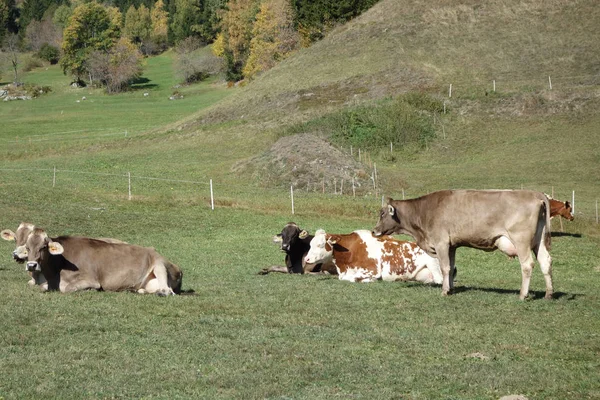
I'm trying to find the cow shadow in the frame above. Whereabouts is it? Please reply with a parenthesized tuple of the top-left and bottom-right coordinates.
(451, 285, 580, 300)
(551, 232, 582, 238)
(131, 77, 158, 90)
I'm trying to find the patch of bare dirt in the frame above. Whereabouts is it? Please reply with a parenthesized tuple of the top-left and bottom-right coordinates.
(232, 133, 375, 194)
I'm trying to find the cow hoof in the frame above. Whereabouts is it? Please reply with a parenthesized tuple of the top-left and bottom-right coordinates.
(544, 293, 554, 300)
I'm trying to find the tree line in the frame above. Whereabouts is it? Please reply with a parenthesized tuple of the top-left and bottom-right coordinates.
(1, 0, 379, 91)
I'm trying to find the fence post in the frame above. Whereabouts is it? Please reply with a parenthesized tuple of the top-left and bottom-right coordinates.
(596, 199, 598, 224)
(210, 179, 214, 210)
(128, 172, 132, 200)
(449, 83, 452, 98)
(352, 178, 356, 198)
(402, 188, 405, 200)
(548, 76, 552, 90)
(53, 166, 56, 188)
(493, 80, 496, 93)
(290, 185, 294, 215)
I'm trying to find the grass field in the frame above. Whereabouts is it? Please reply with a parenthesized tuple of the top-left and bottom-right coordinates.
(1, 0, 600, 398)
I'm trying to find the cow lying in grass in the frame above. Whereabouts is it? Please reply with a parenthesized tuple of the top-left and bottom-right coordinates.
(304, 229, 443, 284)
(24, 227, 182, 295)
(260, 222, 336, 275)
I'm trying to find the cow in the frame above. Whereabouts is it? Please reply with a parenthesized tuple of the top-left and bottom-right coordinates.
(372, 190, 552, 300)
(304, 229, 444, 284)
(2, 222, 47, 287)
(1, 222, 35, 264)
(546, 196, 574, 221)
(259, 222, 336, 275)
(24, 227, 182, 295)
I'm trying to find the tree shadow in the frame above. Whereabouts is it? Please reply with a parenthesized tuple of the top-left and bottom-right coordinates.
(551, 232, 582, 238)
(131, 77, 158, 90)
(451, 285, 580, 300)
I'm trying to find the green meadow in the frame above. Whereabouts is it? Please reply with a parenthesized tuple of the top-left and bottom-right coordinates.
(2, 0, 600, 398)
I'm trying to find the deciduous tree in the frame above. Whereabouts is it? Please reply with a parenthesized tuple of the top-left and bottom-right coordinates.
(243, 0, 298, 79)
(60, 2, 121, 82)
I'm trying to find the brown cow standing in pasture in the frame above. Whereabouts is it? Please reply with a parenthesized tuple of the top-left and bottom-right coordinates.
(545, 196, 574, 221)
(24, 227, 182, 295)
(372, 190, 552, 300)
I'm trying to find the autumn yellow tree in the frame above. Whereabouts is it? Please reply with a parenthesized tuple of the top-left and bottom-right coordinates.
(150, 0, 168, 49)
(219, 0, 259, 81)
(243, 0, 298, 79)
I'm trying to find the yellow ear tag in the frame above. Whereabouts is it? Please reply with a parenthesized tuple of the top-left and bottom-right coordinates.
(299, 230, 308, 239)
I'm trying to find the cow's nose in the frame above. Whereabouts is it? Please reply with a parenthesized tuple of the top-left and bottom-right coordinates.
(281, 244, 290, 251)
(26, 262, 39, 272)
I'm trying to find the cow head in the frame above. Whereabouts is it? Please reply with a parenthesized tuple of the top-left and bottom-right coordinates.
(305, 229, 337, 264)
(276, 222, 309, 253)
(560, 201, 575, 221)
(372, 198, 401, 237)
(25, 228, 63, 273)
(1, 222, 35, 263)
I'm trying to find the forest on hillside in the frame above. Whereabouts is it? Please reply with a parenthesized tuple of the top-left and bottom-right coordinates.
(0, 0, 379, 91)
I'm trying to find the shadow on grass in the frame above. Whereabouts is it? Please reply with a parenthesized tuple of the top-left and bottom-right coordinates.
(131, 77, 158, 90)
(551, 232, 582, 238)
(179, 289, 198, 296)
(452, 285, 581, 300)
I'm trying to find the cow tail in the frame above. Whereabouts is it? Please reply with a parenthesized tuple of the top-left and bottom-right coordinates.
(542, 196, 552, 251)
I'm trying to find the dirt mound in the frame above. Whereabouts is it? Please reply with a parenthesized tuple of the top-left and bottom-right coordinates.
(233, 133, 375, 194)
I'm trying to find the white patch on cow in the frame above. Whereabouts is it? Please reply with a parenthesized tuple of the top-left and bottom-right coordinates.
(305, 230, 332, 264)
(338, 267, 377, 282)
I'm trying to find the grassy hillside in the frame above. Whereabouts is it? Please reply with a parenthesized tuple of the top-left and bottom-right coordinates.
(1, 0, 600, 398)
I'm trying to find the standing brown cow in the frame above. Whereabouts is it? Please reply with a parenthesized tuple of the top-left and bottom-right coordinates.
(372, 190, 552, 300)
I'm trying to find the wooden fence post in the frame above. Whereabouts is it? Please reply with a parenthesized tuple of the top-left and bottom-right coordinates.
(210, 179, 214, 210)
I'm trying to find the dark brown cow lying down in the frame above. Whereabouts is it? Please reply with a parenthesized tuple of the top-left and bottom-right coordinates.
(25, 228, 182, 295)
(373, 190, 552, 300)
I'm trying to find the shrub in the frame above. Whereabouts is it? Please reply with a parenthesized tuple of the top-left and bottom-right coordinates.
(22, 56, 44, 72)
(37, 43, 60, 64)
(285, 92, 442, 151)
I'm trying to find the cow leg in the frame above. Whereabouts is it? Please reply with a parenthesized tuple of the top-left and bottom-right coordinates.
(534, 241, 553, 300)
(516, 247, 535, 300)
(437, 246, 453, 296)
(64, 279, 101, 293)
(448, 247, 457, 290)
(148, 263, 175, 296)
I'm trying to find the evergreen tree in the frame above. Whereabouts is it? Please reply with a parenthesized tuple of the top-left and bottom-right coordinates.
(0, 0, 19, 41)
(169, 0, 203, 43)
(220, 0, 259, 80)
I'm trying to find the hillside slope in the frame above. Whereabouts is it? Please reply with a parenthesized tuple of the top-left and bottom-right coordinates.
(183, 0, 600, 128)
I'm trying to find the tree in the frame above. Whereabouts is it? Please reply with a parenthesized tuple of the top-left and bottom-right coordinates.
(243, 0, 298, 79)
(0, 0, 18, 43)
(124, 4, 151, 45)
(150, 0, 168, 49)
(52, 4, 71, 29)
(219, 0, 259, 80)
(1, 33, 20, 82)
(169, 0, 203, 43)
(87, 37, 143, 93)
(25, 13, 62, 51)
(60, 2, 121, 82)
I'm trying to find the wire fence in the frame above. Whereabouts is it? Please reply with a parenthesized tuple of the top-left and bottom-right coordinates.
(1, 166, 598, 224)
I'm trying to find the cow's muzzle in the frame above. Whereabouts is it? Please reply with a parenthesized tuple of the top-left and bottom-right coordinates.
(281, 244, 290, 252)
(26, 261, 41, 272)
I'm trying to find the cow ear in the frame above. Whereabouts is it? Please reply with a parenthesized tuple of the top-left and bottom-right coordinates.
(299, 230, 309, 239)
(387, 204, 395, 216)
(48, 241, 64, 255)
(564, 201, 571, 208)
(272, 234, 283, 244)
(1, 229, 16, 241)
(328, 235, 340, 245)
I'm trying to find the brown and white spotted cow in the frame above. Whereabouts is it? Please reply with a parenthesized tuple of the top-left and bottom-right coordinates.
(372, 190, 552, 299)
(24, 228, 182, 295)
(304, 229, 443, 284)
(545, 196, 574, 221)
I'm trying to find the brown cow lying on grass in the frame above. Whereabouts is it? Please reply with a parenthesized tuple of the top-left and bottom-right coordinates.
(24, 227, 182, 295)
